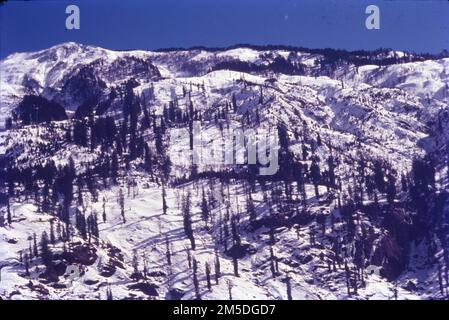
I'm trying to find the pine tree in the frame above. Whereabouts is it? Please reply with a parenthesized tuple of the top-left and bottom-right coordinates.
(162, 182, 168, 215)
(119, 188, 126, 223)
(345, 261, 351, 297)
(214, 249, 221, 284)
(132, 249, 139, 279)
(24, 253, 30, 276)
(310, 155, 321, 199)
(373, 160, 386, 193)
(187, 248, 192, 269)
(165, 235, 172, 266)
(106, 286, 113, 300)
(438, 264, 444, 297)
(410, 157, 436, 235)
(227, 280, 233, 300)
(88, 212, 100, 240)
(142, 252, 149, 280)
(76, 209, 87, 240)
(144, 144, 153, 175)
(111, 152, 119, 184)
(230, 215, 241, 247)
(205, 262, 212, 291)
(386, 171, 397, 206)
(77, 179, 84, 207)
(6, 197, 12, 225)
(40, 231, 52, 270)
(327, 155, 336, 188)
(102, 196, 107, 222)
(401, 173, 408, 192)
(192, 258, 201, 300)
(33, 233, 39, 257)
(223, 219, 229, 251)
(49, 219, 56, 245)
(28, 241, 33, 260)
(232, 254, 239, 277)
(269, 246, 276, 278)
(200, 188, 209, 227)
(247, 193, 256, 224)
(286, 274, 293, 300)
(182, 193, 195, 250)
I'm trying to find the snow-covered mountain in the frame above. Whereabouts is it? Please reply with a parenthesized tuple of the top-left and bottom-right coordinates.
(0, 42, 448, 300)
(1, 42, 447, 122)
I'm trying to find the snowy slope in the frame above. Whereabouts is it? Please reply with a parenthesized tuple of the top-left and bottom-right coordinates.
(0, 43, 448, 300)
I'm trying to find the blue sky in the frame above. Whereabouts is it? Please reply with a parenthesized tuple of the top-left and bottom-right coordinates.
(0, 0, 448, 58)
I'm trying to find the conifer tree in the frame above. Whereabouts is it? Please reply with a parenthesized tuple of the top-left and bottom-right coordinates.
(310, 155, 321, 198)
(246, 193, 256, 224)
(373, 160, 386, 193)
(75, 209, 87, 240)
(33, 233, 39, 257)
(6, 197, 12, 225)
(111, 152, 119, 184)
(165, 235, 172, 266)
(49, 219, 56, 245)
(102, 196, 107, 222)
(438, 264, 444, 296)
(119, 188, 126, 223)
(142, 252, 149, 280)
(200, 188, 209, 227)
(269, 246, 276, 278)
(24, 253, 30, 276)
(232, 255, 239, 277)
(205, 262, 212, 291)
(386, 171, 397, 206)
(286, 274, 293, 300)
(106, 286, 113, 300)
(40, 231, 52, 270)
(192, 258, 201, 300)
(214, 249, 221, 284)
(182, 193, 195, 250)
(162, 182, 168, 215)
(230, 215, 241, 247)
(227, 280, 233, 300)
(28, 241, 33, 260)
(132, 249, 139, 279)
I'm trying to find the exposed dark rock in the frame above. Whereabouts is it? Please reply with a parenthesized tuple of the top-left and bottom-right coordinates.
(14, 95, 67, 125)
(99, 261, 116, 277)
(62, 242, 97, 266)
(372, 232, 405, 280)
(53, 261, 68, 276)
(51, 283, 67, 289)
(290, 210, 314, 226)
(296, 254, 313, 265)
(225, 243, 256, 259)
(146, 270, 166, 277)
(84, 279, 99, 286)
(38, 269, 59, 283)
(167, 288, 185, 300)
(26, 281, 50, 295)
(128, 282, 159, 297)
(404, 280, 418, 291)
